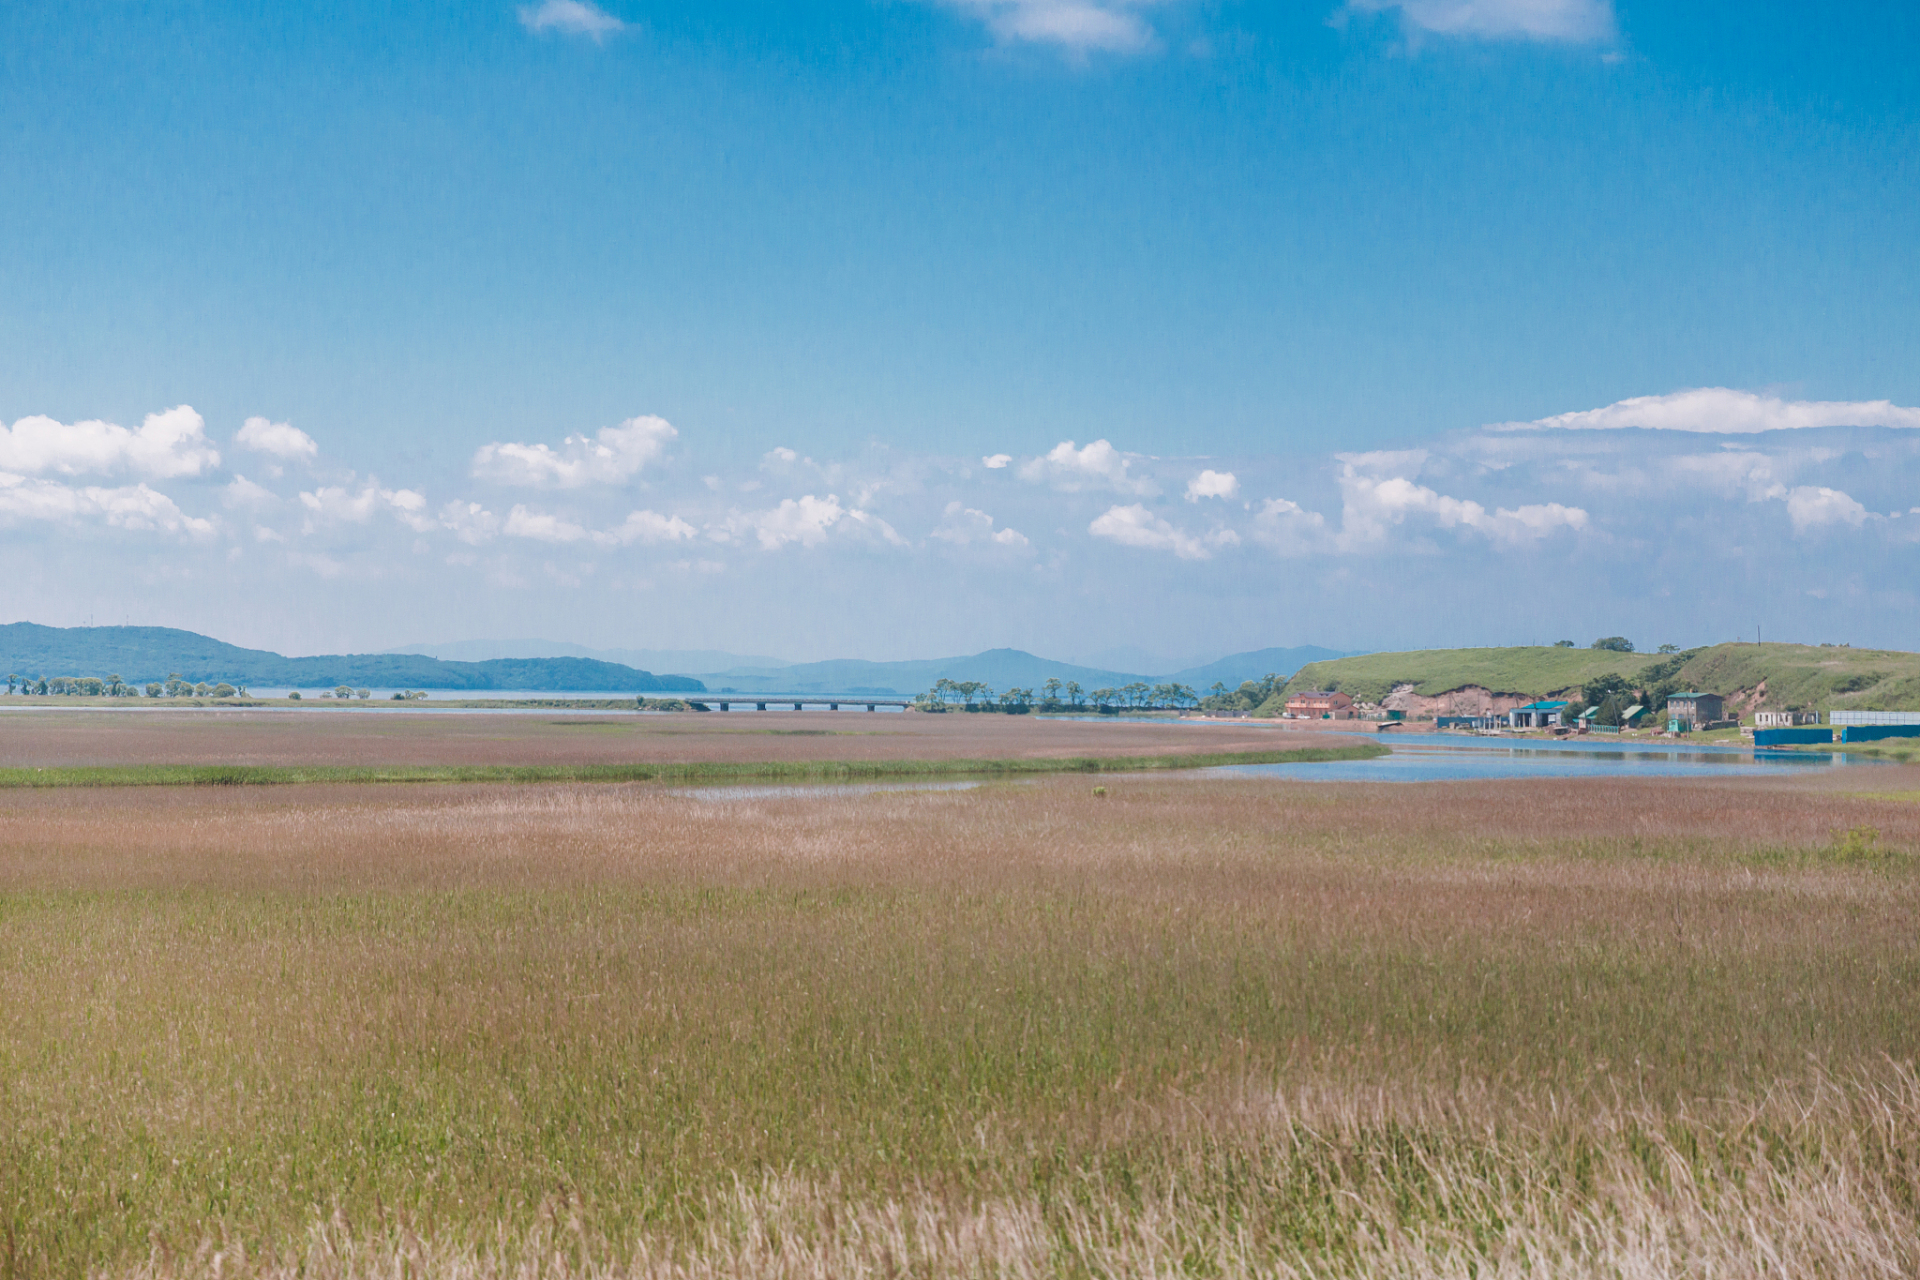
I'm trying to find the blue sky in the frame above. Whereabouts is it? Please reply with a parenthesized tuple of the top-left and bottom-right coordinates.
(3, 0, 1918, 666)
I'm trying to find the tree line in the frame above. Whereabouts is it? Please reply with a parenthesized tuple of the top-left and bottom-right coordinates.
(6, 672, 244, 698)
(1560, 651, 1700, 725)
(915, 677, 1204, 713)
(912, 673, 1296, 715)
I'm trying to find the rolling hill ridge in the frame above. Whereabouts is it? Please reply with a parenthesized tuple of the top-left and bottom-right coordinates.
(1, 625, 1347, 698)
(0, 624, 707, 693)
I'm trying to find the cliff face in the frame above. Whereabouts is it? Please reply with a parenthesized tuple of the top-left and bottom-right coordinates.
(1379, 685, 1543, 717)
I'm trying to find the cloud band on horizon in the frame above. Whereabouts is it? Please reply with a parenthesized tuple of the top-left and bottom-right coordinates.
(1502, 387, 1920, 434)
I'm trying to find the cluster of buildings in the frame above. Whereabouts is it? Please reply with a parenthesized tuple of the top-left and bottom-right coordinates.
(1283, 685, 1912, 740)
(1452, 692, 1738, 733)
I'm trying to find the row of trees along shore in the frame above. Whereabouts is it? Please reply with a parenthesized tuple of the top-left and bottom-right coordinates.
(6, 672, 246, 698)
(915, 676, 1282, 714)
(2, 675, 437, 700)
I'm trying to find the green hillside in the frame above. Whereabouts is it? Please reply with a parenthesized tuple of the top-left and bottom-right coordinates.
(1281, 642, 1920, 713)
(1671, 643, 1920, 714)
(1281, 646, 1670, 705)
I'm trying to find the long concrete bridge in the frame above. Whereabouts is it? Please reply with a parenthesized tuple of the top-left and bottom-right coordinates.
(689, 697, 915, 712)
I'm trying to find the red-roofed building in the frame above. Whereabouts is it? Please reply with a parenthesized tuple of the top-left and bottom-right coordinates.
(1286, 690, 1354, 719)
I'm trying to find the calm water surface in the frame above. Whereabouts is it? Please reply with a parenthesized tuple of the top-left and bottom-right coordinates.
(670, 734, 1870, 799)
(1208, 732, 1868, 783)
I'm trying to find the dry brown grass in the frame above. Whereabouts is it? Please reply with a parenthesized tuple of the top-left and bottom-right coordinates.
(0, 708, 1349, 770)
(3, 770, 1918, 1277)
(112, 1072, 1920, 1280)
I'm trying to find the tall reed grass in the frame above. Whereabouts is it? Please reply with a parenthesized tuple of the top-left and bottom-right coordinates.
(3, 772, 1916, 1277)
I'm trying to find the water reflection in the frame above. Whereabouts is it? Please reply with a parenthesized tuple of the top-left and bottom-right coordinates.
(1209, 732, 1866, 783)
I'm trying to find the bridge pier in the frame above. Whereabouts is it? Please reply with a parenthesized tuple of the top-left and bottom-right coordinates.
(866, 704, 875, 711)
(756, 701, 766, 711)
(829, 702, 839, 711)
(793, 701, 803, 710)
(718, 701, 730, 712)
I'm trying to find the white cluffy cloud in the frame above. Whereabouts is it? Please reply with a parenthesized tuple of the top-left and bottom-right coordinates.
(224, 476, 279, 510)
(1665, 451, 1786, 502)
(471, 415, 676, 489)
(1019, 439, 1158, 496)
(938, 0, 1169, 54)
(1508, 388, 1920, 435)
(0, 474, 216, 537)
(1251, 497, 1330, 556)
(0, 405, 220, 479)
(982, 454, 1012, 469)
(518, 0, 625, 40)
(1785, 486, 1871, 533)
(932, 501, 1030, 548)
(504, 506, 591, 544)
(720, 494, 905, 551)
(749, 494, 847, 550)
(1346, 0, 1614, 42)
(439, 501, 500, 546)
(601, 509, 698, 546)
(235, 417, 319, 463)
(457, 503, 694, 548)
(299, 482, 432, 533)
(1337, 454, 1588, 547)
(1089, 504, 1237, 560)
(1185, 469, 1238, 501)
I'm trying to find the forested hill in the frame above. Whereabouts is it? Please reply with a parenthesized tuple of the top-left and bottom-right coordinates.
(0, 623, 706, 692)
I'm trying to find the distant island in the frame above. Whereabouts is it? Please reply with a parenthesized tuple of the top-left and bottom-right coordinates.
(0, 623, 707, 693)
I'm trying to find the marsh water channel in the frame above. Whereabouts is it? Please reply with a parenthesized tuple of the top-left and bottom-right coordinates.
(1211, 732, 1871, 783)
(670, 732, 1875, 800)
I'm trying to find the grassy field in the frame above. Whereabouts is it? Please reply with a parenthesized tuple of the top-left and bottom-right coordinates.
(1284, 640, 1920, 712)
(0, 744, 1385, 790)
(4, 751, 1919, 1278)
(0, 708, 1352, 770)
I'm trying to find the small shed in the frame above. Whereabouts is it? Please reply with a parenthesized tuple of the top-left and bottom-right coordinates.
(1665, 692, 1724, 727)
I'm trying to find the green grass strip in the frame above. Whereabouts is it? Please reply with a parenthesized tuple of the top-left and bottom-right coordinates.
(0, 744, 1386, 790)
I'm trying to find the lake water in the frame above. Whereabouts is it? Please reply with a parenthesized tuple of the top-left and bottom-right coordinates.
(1206, 732, 1870, 783)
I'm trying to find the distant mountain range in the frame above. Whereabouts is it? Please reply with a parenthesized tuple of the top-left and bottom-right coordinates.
(0, 624, 707, 692)
(389, 639, 791, 673)
(695, 645, 1349, 695)
(389, 638, 1345, 687)
(2, 623, 1348, 697)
